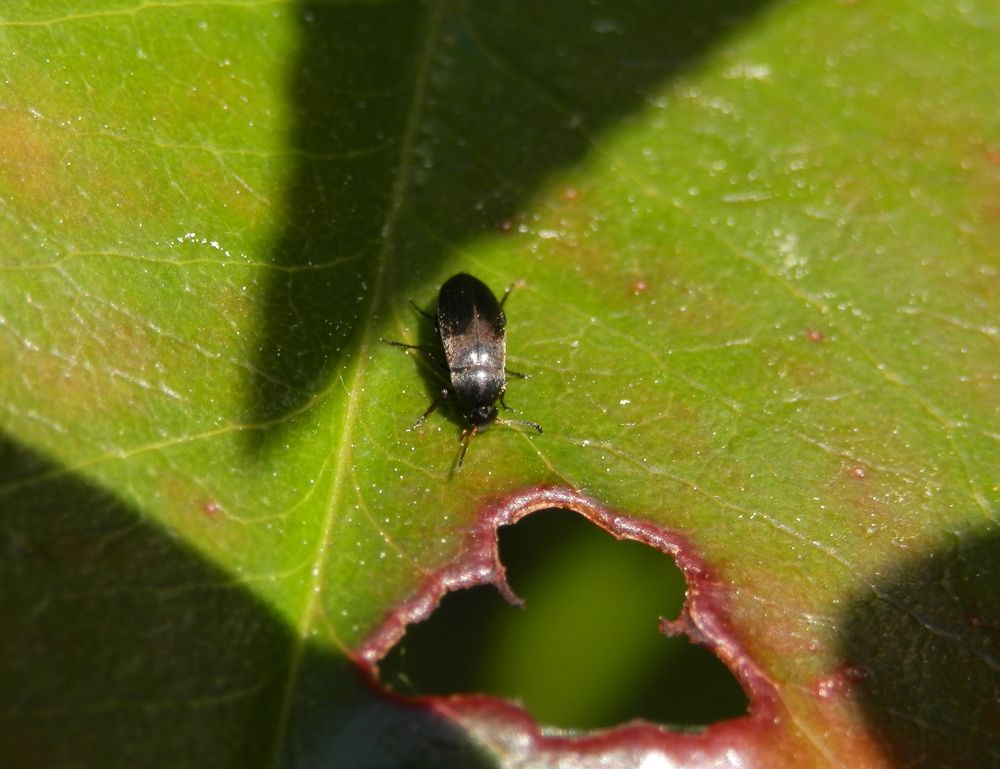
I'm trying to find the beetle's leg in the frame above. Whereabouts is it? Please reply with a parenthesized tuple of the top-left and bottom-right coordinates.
(383, 338, 451, 383)
(454, 425, 477, 472)
(504, 367, 528, 379)
(382, 339, 435, 355)
(411, 388, 450, 430)
(499, 284, 514, 309)
(409, 299, 437, 324)
(498, 394, 513, 411)
(496, 417, 543, 434)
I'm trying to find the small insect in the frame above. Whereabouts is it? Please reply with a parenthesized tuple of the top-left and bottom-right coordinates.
(384, 273, 542, 471)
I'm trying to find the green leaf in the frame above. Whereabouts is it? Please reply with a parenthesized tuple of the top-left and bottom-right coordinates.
(1, 1, 997, 767)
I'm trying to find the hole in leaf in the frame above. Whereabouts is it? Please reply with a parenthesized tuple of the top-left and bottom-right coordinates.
(379, 508, 748, 731)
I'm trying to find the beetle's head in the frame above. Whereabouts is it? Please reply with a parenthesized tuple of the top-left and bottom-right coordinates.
(469, 404, 497, 427)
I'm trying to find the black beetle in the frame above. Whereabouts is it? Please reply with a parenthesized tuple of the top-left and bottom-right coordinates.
(385, 273, 542, 471)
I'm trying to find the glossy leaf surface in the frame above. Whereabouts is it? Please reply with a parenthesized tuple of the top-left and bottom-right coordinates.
(1, 1, 997, 767)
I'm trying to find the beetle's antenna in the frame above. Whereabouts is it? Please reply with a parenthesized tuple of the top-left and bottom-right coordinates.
(454, 426, 477, 472)
(496, 418, 543, 434)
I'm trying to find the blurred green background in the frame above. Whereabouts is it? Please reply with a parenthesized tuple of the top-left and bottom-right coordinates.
(380, 507, 748, 730)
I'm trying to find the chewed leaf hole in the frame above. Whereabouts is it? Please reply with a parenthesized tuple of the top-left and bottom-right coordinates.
(378, 508, 748, 731)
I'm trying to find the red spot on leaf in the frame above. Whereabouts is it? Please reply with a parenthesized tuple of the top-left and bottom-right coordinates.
(201, 500, 223, 519)
(805, 328, 825, 342)
(562, 186, 579, 201)
(814, 664, 868, 700)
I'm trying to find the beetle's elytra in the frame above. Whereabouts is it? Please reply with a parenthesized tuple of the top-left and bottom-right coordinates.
(384, 273, 542, 471)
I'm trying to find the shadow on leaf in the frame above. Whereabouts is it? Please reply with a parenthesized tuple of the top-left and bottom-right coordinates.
(247, 0, 780, 448)
(841, 527, 1000, 768)
(0, 434, 495, 769)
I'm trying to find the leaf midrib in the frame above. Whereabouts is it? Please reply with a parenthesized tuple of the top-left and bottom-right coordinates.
(265, 1, 448, 764)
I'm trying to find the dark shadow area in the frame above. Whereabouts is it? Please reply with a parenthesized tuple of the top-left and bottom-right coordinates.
(250, 0, 780, 447)
(0, 433, 495, 769)
(384, 290, 455, 426)
(287, 647, 497, 769)
(841, 528, 1000, 769)
(379, 508, 749, 730)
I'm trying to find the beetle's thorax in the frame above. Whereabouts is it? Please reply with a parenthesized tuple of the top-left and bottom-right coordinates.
(450, 356, 506, 410)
